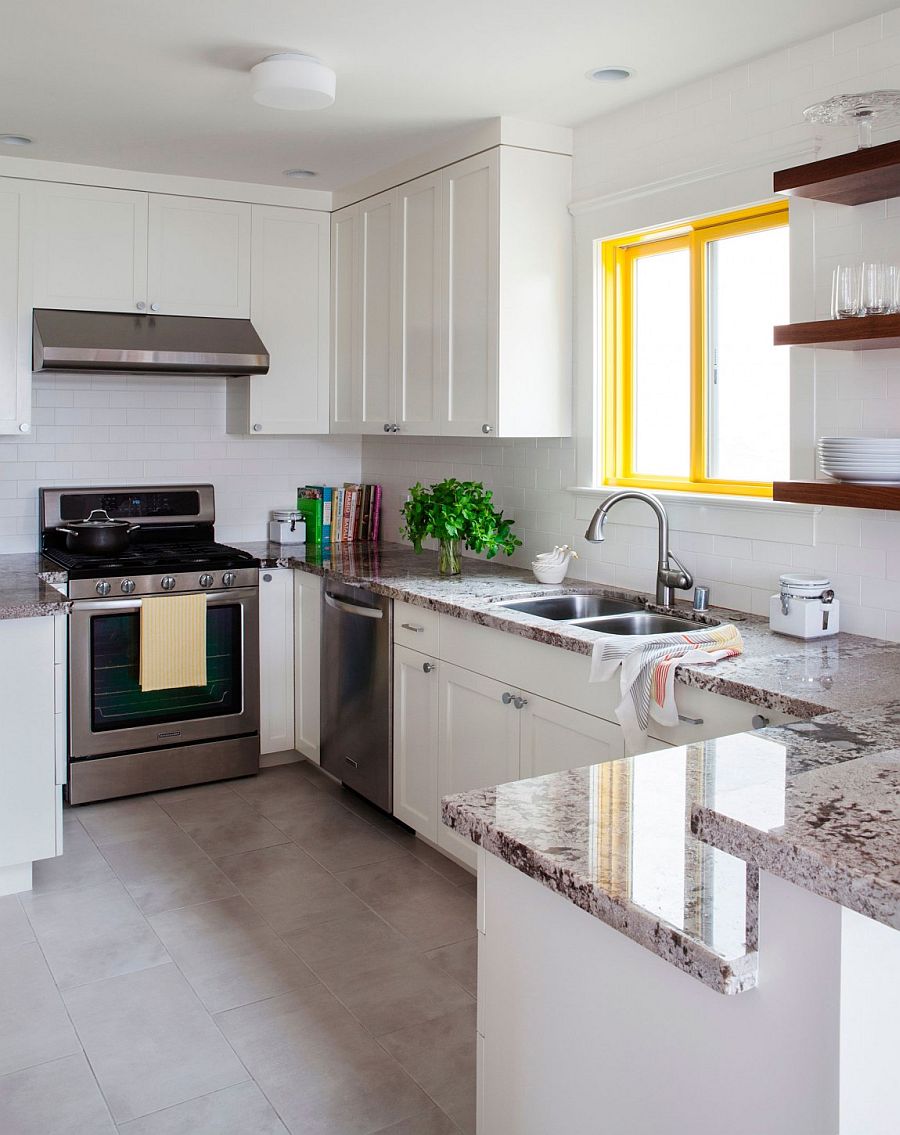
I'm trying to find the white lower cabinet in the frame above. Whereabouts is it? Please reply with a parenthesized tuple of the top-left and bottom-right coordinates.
(0, 616, 62, 895)
(259, 568, 295, 756)
(519, 695, 625, 779)
(393, 644, 440, 840)
(294, 571, 322, 763)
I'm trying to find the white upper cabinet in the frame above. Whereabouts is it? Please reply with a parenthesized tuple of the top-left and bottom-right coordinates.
(0, 179, 32, 436)
(398, 172, 443, 435)
(227, 204, 329, 435)
(147, 195, 250, 318)
(33, 183, 148, 313)
(331, 205, 360, 432)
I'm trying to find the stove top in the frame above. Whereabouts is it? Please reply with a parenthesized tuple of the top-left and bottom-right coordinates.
(43, 540, 258, 580)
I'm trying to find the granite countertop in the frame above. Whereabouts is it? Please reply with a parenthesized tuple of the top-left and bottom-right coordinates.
(0, 554, 70, 619)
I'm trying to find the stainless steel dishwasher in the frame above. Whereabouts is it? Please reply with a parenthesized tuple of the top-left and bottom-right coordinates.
(320, 579, 392, 811)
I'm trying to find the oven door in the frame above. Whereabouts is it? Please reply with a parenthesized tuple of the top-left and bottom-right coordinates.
(69, 587, 259, 759)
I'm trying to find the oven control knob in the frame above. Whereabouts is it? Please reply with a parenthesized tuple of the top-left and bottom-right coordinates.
(199, 573, 214, 589)
(161, 576, 177, 591)
(222, 571, 237, 588)
(120, 579, 136, 594)
(95, 580, 111, 597)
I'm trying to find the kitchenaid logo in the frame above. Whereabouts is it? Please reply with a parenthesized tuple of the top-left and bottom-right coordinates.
(157, 730, 182, 740)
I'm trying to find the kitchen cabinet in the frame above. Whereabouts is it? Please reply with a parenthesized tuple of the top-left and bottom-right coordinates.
(0, 179, 32, 436)
(330, 144, 571, 437)
(393, 643, 440, 839)
(293, 570, 322, 763)
(32, 183, 249, 318)
(259, 568, 295, 756)
(519, 695, 625, 778)
(0, 615, 65, 895)
(227, 204, 330, 435)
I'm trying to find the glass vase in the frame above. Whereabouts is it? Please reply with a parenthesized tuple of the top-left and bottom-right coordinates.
(438, 538, 462, 576)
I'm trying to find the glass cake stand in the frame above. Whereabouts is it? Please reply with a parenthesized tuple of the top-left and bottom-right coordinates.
(803, 90, 900, 149)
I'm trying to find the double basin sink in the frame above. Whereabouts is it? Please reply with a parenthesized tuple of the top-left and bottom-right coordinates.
(496, 594, 718, 636)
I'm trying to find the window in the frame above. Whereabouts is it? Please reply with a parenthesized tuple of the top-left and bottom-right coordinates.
(601, 202, 790, 497)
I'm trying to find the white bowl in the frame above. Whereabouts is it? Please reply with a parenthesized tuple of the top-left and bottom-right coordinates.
(532, 562, 570, 584)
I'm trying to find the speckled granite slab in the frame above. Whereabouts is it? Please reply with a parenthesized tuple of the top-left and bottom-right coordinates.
(0, 554, 70, 619)
(442, 753, 760, 995)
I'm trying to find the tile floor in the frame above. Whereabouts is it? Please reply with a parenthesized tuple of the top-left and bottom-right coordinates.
(0, 761, 477, 1135)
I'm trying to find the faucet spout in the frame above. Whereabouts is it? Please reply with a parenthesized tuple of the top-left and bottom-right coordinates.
(584, 490, 693, 607)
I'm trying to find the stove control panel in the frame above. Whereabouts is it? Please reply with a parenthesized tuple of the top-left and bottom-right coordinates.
(68, 566, 259, 600)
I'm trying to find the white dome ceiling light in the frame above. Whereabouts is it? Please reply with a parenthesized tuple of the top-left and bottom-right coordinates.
(250, 53, 336, 111)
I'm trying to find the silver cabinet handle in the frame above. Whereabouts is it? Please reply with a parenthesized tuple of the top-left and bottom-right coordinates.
(752, 714, 770, 730)
(253, 423, 262, 432)
(501, 691, 514, 704)
(392, 423, 400, 433)
(150, 302, 160, 312)
(677, 714, 704, 726)
(423, 661, 435, 673)
(136, 301, 146, 311)
(482, 424, 493, 434)
(344, 756, 359, 768)
(324, 593, 383, 619)
(262, 573, 273, 583)
(401, 622, 424, 632)
(384, 423, 392, 432)
(512, 695, 527, 710)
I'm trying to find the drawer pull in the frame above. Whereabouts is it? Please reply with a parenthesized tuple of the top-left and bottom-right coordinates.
(501, 691, 514, 705)
(751, 714, 770, 730)
(401, 622, 424, 632)
(423, 661, 435, 673)
(344, 756, 359, 768)
(677, 714, 704, 726)
(512, 695, 527, 710)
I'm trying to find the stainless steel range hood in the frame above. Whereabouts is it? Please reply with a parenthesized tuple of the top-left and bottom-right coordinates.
(33, 309, 269, 376)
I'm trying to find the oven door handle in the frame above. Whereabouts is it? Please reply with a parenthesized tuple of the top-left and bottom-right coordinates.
(73, 589, 244, 612)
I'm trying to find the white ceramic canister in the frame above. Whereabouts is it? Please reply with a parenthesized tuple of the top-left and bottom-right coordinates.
(769, 573, 839, 639)
(268, 509, 307, 545)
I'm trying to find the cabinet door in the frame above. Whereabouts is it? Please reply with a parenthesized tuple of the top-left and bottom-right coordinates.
(0, 181, 32, 436)
(294, 570, 322, 763)
(330, 204, 361, 432)
(393, 645, 440, 839)
(397, 172, 442, 435)
(32, 182, 148, 313)
(147, 194, 250, 317)
(238, 205, 329, 434)
(358, 189, 399, 433)
(438, 661, 519, 869)
(442, 151, 499, 437)
(519, 694, 625, 780)
(259, 569, 295, 755)
(0, 617, 58, 886)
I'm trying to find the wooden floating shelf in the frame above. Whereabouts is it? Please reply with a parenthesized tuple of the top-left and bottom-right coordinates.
(773, 481, 900, 510)
(774, 139, 900, 206)
(774, 314, 900, 350)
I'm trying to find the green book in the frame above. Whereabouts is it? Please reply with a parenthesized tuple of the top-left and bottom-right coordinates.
(296, 489, 322, 545)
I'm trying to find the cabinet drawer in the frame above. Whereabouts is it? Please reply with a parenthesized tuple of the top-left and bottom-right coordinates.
(646, 684, 796, 747)
(394, 600, 440, 654)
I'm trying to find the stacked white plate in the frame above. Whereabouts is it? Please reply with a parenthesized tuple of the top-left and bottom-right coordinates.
(818, 437, 900, 483)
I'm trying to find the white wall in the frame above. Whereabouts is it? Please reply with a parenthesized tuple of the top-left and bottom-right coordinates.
(363, 5, 900, 640)
(0, 373, 361, 550)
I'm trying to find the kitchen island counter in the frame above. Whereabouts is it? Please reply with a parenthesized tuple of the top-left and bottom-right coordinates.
(0, 553, 70, 619)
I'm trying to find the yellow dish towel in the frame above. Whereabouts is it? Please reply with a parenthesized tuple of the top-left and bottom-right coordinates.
(139, 593, 208, 691)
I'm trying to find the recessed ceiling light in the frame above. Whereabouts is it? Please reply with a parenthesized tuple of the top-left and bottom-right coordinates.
(283, 168, 317, 179)
(251, 53, 336, 110)
(586, 66, 634, 83)
(0, 134, 33, 146)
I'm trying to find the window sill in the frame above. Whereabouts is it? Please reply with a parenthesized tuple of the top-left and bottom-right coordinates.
(566, 485, 819, 517)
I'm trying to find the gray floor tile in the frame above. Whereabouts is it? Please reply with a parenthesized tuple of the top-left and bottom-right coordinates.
(216, 842, 368, 934)
(0, 1054, 115, 1135)
(148, 895, 319, 1013)
(282, 908, 409, 973)
(230, 765, 328, 815)
(267, 798, 409, 873)
(63, 962, 248, 1124)
(20, 880, 169, 990)
(100, 829, 237, 916)
(216, 985, 433, 1135)
(337, 857, 477, 952)
(406, 840, 474, 887)
(372, 1106, 461, 1134)
(425, 938, 478, 997)
(31, 820, 116, 895)
(116, 1081, 288, 1135)
(155, 783, 289, 858)
(75, 797, 178, 847)
(0, 941, 81, 1075)
(379, 1005, 478, 1135)
(315, 941, 474, 1037)
(0, 892, 33, 946)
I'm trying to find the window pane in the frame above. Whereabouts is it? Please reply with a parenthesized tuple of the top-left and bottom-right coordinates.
(707, 225, 790, 482)
(632, 248, 691, 478)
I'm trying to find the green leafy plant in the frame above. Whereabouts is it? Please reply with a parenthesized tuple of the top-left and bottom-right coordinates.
(400, 478, 522, 560)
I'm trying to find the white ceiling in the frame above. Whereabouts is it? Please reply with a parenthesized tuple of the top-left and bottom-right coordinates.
(1, 0, 890, 190)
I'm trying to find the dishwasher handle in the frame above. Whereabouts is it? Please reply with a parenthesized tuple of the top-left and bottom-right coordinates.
(324, 592, 384, 619)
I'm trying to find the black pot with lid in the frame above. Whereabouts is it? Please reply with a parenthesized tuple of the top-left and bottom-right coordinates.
(56, 509, 141, 555)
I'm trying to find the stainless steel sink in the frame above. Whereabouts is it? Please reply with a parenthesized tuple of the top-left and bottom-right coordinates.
(498, 594, 644, 620)
(570, 612, 720, 636)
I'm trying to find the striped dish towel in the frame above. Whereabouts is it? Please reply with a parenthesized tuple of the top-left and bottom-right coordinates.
(590, 624, 743, 752)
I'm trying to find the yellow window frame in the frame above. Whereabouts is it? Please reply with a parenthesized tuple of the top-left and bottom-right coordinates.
(601, 201, 789, 498)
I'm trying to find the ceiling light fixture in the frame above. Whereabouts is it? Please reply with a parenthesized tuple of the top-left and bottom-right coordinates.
(251, 53, 336, 110)
(283, 168, 318, 179)
(586, 66, 634, 83)
(0, 134, 33, 146)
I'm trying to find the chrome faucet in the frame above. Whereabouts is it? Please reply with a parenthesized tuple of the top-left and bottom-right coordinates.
(584, 490, 693, 607)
